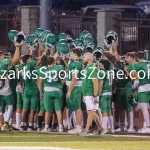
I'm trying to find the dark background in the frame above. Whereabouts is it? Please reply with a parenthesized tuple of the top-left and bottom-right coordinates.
(0, 0, 148, 9)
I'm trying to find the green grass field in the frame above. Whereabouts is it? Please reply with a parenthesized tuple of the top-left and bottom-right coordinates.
(0, 132, 150, 150)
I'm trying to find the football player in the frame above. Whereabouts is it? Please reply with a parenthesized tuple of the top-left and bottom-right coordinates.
(39, 56, 64, 132)
(98, 59, 115, 133)
(66, 48, 83, 134)
(0, 42, 21, 130)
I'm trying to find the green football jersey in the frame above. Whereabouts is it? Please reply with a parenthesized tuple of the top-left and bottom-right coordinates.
(99, 69, 112, 93)
(9, 66, 17, 93)
(0, 59, 10, 76)
(82, 63, 98, 96)
(66, 60, 83, 86)
(39, 65, 64, 90)
(128, 62, 150, 86)
(19, 60, 37, 89)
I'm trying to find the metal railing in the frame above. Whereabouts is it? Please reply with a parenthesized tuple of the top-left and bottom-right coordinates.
(114, 12, 150, 55)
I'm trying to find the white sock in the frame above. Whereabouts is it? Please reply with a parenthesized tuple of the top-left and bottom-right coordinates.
(135, 118, 139, 127)
(140, 103, 150, 127)
(4, 111, 8, 122)
(21, 122, 25, 126)
(103, 117, 108, 130)
(124, 117, 128, 128)
(5, 105, 13, 123)
(107, 119, 111, 130)
(142, 110, 150, 127)
(9, 118, 12, 125)
(128, 111, 133, 128)
(59, 124, 63, 130)
(68, 111, 73, 129)
(33, 123, 37, 129)
(29, 123, 32, 127)
(45, 125, 49, 129)
(63, 119, 68, 129)
(16, 112, 21, 128)
(76, 125, 81, 130)
(143, 122, 146, 128)
(108, 116, 114, 130)
(73, 112, 76, 128)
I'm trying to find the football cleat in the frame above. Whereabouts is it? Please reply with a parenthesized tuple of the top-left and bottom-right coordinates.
(37, 127, 43, 132)
(2, 122, 9, 130)
(138, 127, 149, 133)
(127, 127, 136, 132)
(78, 129, 89, 136)
(98, 128, 107, 135)
(68, 128, 82, 134)
(41, 128, 49, 132)
(27, 127, 33, 132)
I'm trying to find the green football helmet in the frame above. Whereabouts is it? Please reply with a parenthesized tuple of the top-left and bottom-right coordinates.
(79, 30, 92, 40)
(83, 37, 96, 53)
(56, 41, 70, 56)
(34, 28, 44, 39)
(40, 30, 51, 42)
(58, 33, 73, 43)
(8, 30, 19, 41)
(58, 33, 68, 41)
(44, 33, 57, 48)
(26, 34, 38, 50)
(8, 30, 26, 44)
(104, 30, 118, 49)
(93, 46, 104, 61)
(72, 38, 84, 50)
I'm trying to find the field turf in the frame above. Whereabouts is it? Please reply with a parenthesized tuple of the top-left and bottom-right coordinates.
(0, 131, 150, 150)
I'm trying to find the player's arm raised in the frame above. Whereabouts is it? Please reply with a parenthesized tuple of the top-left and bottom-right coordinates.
(11, 42, 21, 66)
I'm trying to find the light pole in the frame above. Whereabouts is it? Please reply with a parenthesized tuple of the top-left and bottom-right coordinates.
(40, 0, 52, 30)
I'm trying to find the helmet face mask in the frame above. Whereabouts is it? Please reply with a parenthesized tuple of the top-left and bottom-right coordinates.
(104, 30, 118, 49)
(93, 46, 104, 61)
(8, 30, 26, 45)
(43, 33, 57, 54)
(93, 50, 102, 61)
(26, 34, 38, 50)
(15, 31, 26, 44)
(84, 47, 93, 53)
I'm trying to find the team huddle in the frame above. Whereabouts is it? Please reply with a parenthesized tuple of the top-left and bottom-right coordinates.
(0, 28, 150, 136)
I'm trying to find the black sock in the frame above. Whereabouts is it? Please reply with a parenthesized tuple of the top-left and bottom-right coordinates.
(38, 116, 43, 128)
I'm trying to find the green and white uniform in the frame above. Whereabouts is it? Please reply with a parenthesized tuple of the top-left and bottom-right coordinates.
(21, 60, 39, 111)
(39, 65, 64, 112)
(0, 59, 13, 114)
(128, 62, 150, 103)
(66, 60, 83, 112)
(99, 69, 112, 114)
(82, 63, 99, 111)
